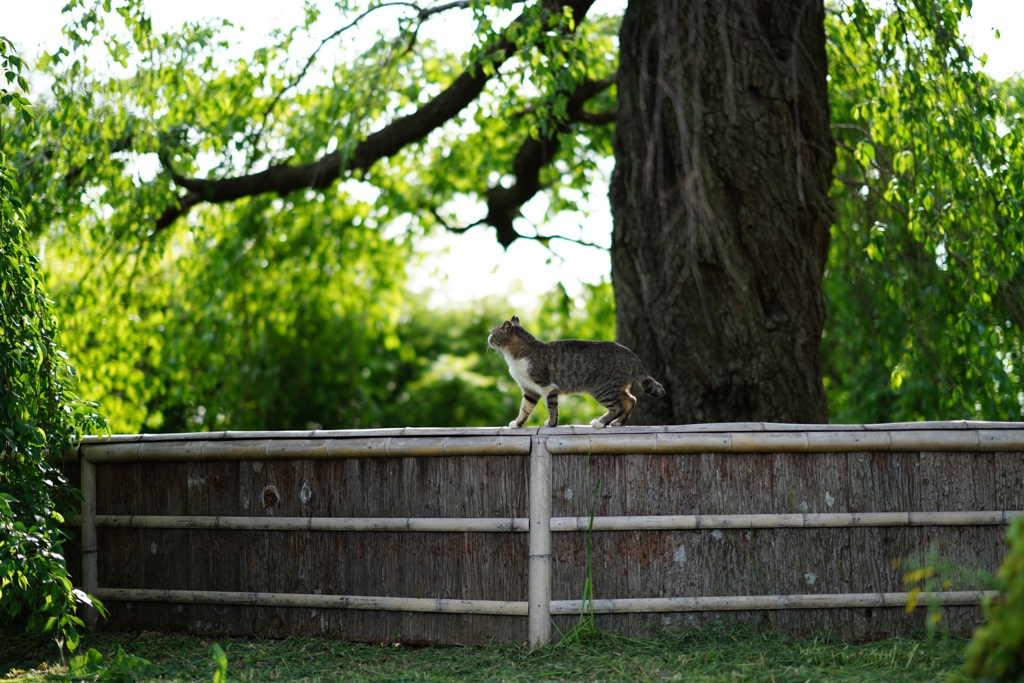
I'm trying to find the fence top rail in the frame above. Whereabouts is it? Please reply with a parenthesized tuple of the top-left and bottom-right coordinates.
(78, 419, 1024, 443)
(75, 421, 1024, 463)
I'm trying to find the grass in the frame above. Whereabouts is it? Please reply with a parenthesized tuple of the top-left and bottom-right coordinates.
(0, 625, 967, 682)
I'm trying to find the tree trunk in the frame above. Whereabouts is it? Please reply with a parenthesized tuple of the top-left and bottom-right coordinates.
(610, 0, 835, 425)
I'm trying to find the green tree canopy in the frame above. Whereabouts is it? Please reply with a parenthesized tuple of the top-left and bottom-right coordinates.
(4, 0, 1023, 431)
(7, 0, 620, 432)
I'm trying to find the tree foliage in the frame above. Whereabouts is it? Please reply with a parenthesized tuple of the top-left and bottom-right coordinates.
(7, 0, 619, 433)
(824, 0, 1024, 422)
(0, 36, 104, 649)
(3, 0, 1022, 435)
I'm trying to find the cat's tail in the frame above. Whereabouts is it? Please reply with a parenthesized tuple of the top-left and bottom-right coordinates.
(640, 376, 666, 397)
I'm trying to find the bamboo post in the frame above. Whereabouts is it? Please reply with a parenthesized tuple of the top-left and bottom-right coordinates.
(528, 435, 552, 648)
(79, 454, 98, 628)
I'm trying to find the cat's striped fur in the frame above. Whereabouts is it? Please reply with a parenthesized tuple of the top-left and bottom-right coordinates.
(487, 316, 665, 428)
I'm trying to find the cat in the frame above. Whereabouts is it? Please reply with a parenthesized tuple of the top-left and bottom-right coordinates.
(487, 315, 665, 428)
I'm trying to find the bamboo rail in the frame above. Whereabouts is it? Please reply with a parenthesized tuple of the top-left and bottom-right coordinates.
(93, 588, 528, 616)
(548, 510, 1023, 531)
(92, 587, 998, 616)
(77, 420, 1024, 463)
(550, 590, 1000, 614)
(82, 510, 1022, 532)
(542, 425, 1024, 455)
(80, 433, 531, 463)
(88, 515, 530, 532)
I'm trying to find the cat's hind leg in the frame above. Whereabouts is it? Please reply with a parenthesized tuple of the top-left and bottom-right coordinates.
(590, 389, 636, 428)
(511, 391, 540, 427)
(610, 390, 637, 426)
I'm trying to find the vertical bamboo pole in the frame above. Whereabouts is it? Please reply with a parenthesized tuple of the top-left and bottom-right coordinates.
(528, 435, 552, 648)
(80, 455, 98, 628)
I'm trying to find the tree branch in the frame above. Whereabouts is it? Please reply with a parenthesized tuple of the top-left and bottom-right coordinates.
(154, 0, 598, 233)
(481, 73, 616, 247)
(248, 1, 477, 156)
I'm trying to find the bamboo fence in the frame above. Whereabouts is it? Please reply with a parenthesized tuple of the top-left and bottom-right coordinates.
(72, 421, 1024, 645)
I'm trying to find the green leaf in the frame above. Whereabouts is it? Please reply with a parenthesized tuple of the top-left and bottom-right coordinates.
(68, 648, 104, 677)
(212, 643, 229, 683)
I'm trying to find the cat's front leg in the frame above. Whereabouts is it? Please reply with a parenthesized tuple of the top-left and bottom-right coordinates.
(544, 390, 559, 427)
(510, 391, 540, 427)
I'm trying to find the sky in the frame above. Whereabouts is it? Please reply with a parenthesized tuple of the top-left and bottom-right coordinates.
(4, 0, 1022, 310)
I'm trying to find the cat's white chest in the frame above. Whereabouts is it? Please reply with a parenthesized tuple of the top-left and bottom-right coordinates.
(505, 355, 553, 397)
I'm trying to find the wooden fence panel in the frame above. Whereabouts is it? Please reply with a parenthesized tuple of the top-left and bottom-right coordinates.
(63, 424, 1024, 645)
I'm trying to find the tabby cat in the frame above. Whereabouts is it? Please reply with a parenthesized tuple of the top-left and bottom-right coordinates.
(487, 315, 665, 428)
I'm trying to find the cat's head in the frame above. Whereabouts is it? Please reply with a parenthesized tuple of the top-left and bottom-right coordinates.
(487, 315, 534, 352)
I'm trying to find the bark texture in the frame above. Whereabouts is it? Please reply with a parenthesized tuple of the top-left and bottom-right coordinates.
(610, 0, 836, 424)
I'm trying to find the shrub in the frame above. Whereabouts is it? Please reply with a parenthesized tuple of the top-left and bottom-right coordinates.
(1, 36, 105, 653)
(962, 515, 1024, 681)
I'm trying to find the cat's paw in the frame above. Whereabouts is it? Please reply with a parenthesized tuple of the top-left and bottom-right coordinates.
(508, 420, 521, 428)
(589, 419, 606, 429)
(545, 419, 558, 428)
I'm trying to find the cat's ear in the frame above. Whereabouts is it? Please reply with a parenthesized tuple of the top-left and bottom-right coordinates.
(511, 316, 521, 326)
(501, 320, 512, 331)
